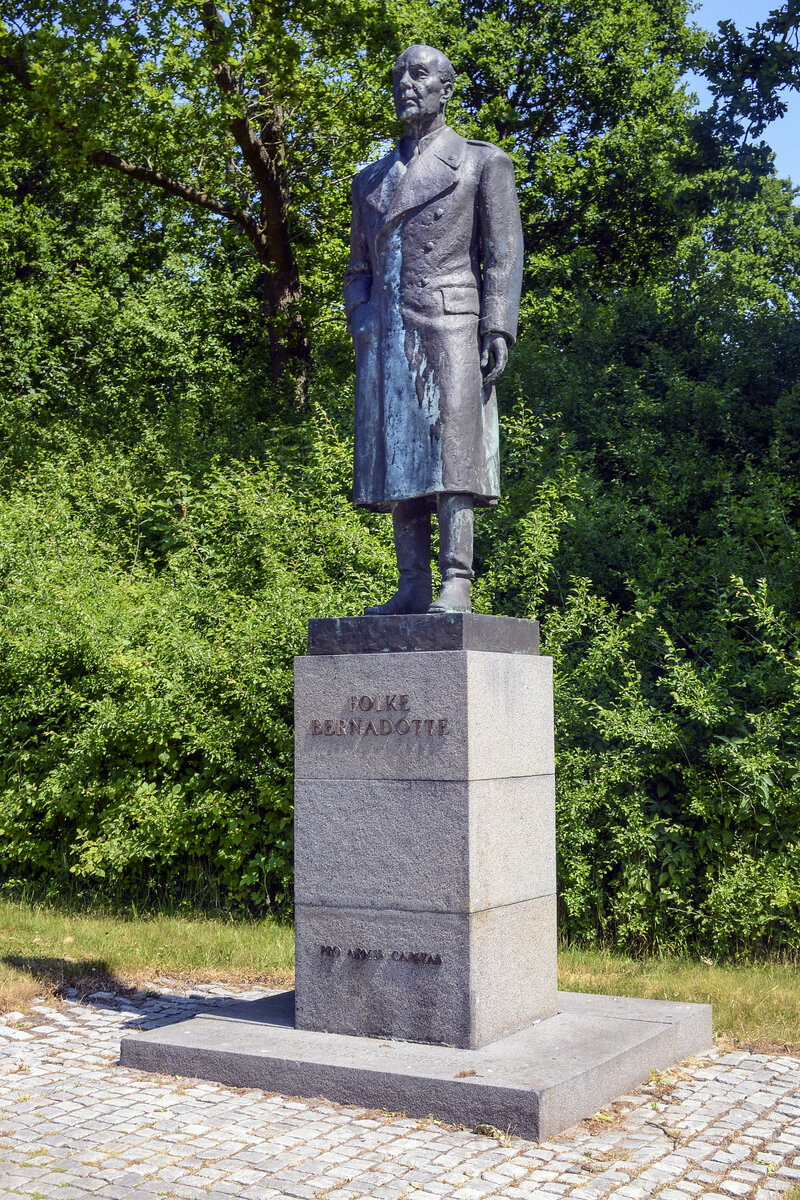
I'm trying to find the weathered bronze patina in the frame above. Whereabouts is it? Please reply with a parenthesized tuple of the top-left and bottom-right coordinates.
(345, 44, 523, 614)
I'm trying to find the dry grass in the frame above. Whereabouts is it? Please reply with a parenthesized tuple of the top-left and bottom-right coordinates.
(1, 902, 799, 1056)
(558, 944, 800, 1054)
(0, 966, 42, 1014)
(0, 900, 294, 1010)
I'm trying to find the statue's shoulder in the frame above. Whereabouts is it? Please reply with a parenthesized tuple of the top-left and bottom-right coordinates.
(464, 137, 512, 163)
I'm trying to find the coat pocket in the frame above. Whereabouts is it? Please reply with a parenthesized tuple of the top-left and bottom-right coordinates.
(440, 285, 480, 315)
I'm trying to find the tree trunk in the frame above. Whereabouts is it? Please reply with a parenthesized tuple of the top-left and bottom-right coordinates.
(198, 3, 310, 398)
(259, 264, 309, 396)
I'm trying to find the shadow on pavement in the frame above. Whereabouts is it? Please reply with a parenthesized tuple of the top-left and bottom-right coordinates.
(120, 989, 295, 1033)
(2, 953, 292, 1033)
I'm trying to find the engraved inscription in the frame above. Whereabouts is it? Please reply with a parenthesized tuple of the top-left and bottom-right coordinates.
(391, 950, 443, 964)
(319, 944, 443, 965)
(348, 695, 410, 712)
(311, 696, 448, 738)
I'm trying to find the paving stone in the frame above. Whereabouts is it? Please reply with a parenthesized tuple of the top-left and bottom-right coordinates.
(0, 986, 798, 1199)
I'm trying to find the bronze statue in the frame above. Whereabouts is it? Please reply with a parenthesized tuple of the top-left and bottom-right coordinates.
(345, 44, 523, 614)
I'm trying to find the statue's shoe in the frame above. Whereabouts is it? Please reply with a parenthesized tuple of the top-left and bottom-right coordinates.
(365, 581, 432, 616)
(428, 577, 472, 613)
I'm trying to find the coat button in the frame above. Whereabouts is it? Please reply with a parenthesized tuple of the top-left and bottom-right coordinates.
(434, 208, 444, 218)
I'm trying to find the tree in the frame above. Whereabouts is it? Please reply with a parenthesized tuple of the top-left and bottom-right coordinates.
(0, 0, 403, 392)
(443, 0, 705, 283)
(702, 0, 800, 170)
(1, 0, 708, 396)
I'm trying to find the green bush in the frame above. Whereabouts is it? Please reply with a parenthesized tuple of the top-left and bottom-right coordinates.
(0, 421, 394, 911)
(546, 578, 800, 957)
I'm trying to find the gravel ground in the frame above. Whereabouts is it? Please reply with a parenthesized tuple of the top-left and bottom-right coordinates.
(0, 984, 798, 1200)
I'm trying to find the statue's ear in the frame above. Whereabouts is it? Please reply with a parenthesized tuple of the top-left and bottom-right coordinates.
(441, 79, 454, 107)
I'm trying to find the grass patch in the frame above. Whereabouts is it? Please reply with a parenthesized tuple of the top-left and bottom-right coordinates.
(559, 944, 800, 1054)
(1, 902, 798, 1055)
(0, 899, 293, 1010)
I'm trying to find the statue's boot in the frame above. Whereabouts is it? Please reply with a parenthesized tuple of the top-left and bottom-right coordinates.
(365, 500, 432, 615)
(429, 494, 474, 613)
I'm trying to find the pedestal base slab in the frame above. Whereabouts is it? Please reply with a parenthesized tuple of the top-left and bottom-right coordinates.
(120, 990, 712, 1142)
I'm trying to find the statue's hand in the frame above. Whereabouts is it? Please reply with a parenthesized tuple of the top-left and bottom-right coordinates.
(481, 334, 508, 386)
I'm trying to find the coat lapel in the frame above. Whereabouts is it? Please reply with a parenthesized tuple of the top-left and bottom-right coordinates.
(374, 127, 465, 232)
(364, 147, 404, 215)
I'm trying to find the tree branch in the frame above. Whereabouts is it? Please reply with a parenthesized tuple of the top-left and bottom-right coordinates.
(0, 54, 263, 247)
(88, 149, 263, 246)
(198, 2, 275, 198)
(0, 55, 32, 88)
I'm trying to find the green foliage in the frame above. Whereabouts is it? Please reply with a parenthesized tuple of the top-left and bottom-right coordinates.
(0, 420, 394, 911)
(0, 0, 799, 955)
(0, 134, 271, 465)
(0, 0, 406, 341)
(471, 165, 800, 956)
(703, 0, 800, 143)
(546, 580, 800, 958)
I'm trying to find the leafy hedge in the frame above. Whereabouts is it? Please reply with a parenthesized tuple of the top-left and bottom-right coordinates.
(2, 399, 798, 954)
(0, 423, 394, 910)
(548, 578, 800, 958)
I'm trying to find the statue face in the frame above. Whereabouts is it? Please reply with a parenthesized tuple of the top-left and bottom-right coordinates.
(392, 46, 453, 126)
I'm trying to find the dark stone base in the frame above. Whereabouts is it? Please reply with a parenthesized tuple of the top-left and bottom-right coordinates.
(119, 990, 712, 1142)
(307, 613, 539, 656)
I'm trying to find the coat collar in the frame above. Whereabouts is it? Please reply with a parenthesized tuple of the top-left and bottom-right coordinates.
(364, 126, 465, 224)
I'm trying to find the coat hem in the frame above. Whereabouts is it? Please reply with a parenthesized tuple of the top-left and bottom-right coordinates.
(353, 490, 499, 513)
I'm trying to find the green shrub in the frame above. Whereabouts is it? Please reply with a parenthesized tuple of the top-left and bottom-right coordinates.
(545, 578, 800, 956)
(0, 419, 394, 911)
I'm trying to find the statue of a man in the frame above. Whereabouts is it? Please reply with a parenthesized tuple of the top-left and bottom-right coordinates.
(345, 44, 523, 614)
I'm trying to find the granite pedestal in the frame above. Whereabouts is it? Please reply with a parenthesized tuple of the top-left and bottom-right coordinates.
(295, 614, 555, 1049)
(119, 615, 713, 1138)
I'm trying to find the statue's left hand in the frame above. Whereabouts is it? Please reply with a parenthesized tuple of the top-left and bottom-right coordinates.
(481, 334, 508, 386)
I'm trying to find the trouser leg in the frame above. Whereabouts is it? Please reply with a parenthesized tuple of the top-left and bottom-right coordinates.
(429, 493, 474, 613)
(365, 498, 432, 615)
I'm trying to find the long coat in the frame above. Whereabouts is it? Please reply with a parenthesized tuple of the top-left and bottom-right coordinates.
(344, 125, 524, 512)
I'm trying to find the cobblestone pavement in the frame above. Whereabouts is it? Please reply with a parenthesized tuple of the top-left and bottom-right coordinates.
(0, 984, 798, 1200)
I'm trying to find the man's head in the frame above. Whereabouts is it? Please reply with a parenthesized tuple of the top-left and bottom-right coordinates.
(392, 45, 455, 130)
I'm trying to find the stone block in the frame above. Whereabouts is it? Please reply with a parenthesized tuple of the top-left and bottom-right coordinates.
(466, 652, 555, 780)
(120, 990, 714, 1142)
(294, 895, 557, 1048)
(294, 650, 554, 782)
(294, 775, 556, 913)
(307, 613, 540, 656)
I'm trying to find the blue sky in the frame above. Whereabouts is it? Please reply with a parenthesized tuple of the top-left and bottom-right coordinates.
(688, 0, 799, 182)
